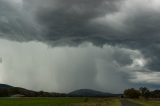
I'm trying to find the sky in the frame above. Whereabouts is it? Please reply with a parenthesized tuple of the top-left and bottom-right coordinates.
(0, 0, 160, 93)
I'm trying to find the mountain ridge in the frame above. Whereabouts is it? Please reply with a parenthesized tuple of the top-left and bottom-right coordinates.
(68, 89, 114, 97)
(0, 84, 119, 97)
(0, 84, 13, 88)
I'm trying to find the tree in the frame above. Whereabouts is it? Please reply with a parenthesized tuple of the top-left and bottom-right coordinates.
(124, 88, 140, 98)
(139, 87, 150, 99)
(150, 90, 160, 98)
(0, 89, 9, 97)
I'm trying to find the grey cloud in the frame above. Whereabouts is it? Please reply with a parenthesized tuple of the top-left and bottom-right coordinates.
(29, 0, 124, 44)
(1, 0, 160, 44)
(0, 0, 40, 41)
(0, 0, 160, 91)
(0, 0, 124, 43)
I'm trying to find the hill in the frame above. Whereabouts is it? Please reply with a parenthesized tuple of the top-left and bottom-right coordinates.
(0, 84, 66, 97)
(68, 89, 113, 97)
(0, 84, 13, 88)
(0, 84, 119, 97)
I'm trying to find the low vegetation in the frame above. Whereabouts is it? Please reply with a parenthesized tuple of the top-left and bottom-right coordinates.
(105, 98, 121, 106)
(0, 97, 85, 106)
(123, 87, 160, 106)
(69, 97, 121, 106)
(0, 97, 121, 106)
(128, 99, 160, 106)
(123, 88, 140, 98)
(123, 87, 160, 99)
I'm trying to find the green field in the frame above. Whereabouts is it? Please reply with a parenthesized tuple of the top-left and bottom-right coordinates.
(0, 97, 121, 106)
(0, 97, 85, 106)
(71, 97, 121, 106)
(128, 99, 160, 106)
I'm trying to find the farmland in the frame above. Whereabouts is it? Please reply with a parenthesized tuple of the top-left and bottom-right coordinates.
(0, 97, 84, 106)
(0, 97, 160, 106)
(0, 97, 121, 106)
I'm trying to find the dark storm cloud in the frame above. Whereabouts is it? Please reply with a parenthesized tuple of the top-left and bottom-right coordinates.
(0, 0, 125, 43)
(23, 0, 160, 54)
(4, 0, 159, 44)
(34, 0, 160, 73)
(0, 0, 40, 41)
(0, 0, 160, 83)
(23, 0, 125, 45)
(1, 0, 160, 44)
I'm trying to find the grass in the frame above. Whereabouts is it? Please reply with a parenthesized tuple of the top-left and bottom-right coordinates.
(105, 98, 121, 106)
(0, 97, 121, 106)
(0, 97, 85, 106)
(69, 97, 121, 106)
(128, 99, 160, 106)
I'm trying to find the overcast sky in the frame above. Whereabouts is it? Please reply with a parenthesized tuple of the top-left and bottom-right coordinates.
(0, 0, 160, 93)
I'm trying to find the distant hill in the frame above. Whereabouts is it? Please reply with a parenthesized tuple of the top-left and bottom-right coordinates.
(68, 89, 113, 97)
(0, 84, 13, 88)
(0, 84, 66, 97)
(0, 84, 120, 97)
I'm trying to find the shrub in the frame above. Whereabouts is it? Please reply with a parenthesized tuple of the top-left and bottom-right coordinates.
(124, 88, 140, 98)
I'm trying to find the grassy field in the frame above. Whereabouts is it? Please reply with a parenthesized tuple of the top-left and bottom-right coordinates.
(128, 99, 160, 106)
(0, 97, 85, 106)
(0, 97, 121, 106)
(70, 97, 121, 106)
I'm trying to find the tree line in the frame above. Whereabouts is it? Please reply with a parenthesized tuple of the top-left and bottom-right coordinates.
(123, 87, 160, 99)
(0, 87, 66, 97)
